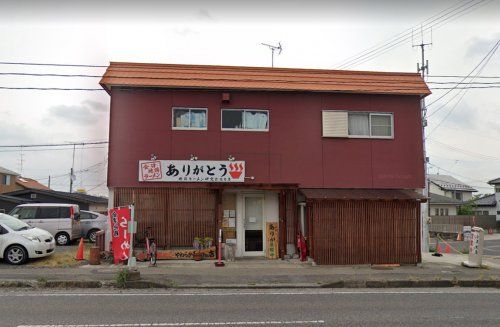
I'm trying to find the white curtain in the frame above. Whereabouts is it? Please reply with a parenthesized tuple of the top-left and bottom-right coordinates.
(348, 113, 369, 136)
(244, 111, 268, 129)
(190, 110, 206, 128)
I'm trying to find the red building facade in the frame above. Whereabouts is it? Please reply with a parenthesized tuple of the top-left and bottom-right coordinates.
(101, 63, 429, 265)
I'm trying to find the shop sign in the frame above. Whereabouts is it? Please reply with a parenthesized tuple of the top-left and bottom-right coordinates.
(139, 160, 245, 183)
(108, 206, 132, 264)
(266, 222, 279, 259)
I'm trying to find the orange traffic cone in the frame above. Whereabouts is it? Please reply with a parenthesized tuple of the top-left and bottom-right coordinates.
(436, 243, 443, 254)
(488, 227, 494, 235)
(75, 237, 84, 260)
(456, 233, 462, 241)
(445, 244, 451, 254)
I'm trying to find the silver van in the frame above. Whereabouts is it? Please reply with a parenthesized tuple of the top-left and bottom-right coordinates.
(9, 203, 82, 246)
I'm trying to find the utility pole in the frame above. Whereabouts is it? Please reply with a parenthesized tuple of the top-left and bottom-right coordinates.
(413, 27, 432, 253)
(261, 42, 283, 67)
(69, 144, 76, 193)
(48, 175, 51, 189)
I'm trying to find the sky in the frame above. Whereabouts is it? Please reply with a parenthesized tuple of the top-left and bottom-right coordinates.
(0, 0, 499, 196)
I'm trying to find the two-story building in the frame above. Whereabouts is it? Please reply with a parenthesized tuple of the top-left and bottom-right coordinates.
(100, 62, 429, 265)
(0, 166, 20, 194)
(428, 174, 477, 216)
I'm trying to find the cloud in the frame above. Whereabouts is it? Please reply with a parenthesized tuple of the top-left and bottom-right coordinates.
(465, 35, 500, 59)
(45, 100, 108, 126)
(173, 27, 198, 37)
(197, 9, 214, 21)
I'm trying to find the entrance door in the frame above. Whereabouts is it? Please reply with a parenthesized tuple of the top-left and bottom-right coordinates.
(244, 196, 264, 255)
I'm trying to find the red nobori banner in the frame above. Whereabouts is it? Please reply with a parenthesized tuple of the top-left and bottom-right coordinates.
(109, 206, 131, 264)
(139, 160, 245, 183)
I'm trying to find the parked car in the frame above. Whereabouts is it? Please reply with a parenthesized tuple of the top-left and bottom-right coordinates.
(80, 210, 108, 242)
(0, 213, 56, 265)
(9, 203, 82, 246)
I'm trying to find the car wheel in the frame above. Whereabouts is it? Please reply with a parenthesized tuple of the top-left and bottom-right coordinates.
(87, 229, 99, 243)
(5, 245, 28, 265)
(55, 232, 70, 246)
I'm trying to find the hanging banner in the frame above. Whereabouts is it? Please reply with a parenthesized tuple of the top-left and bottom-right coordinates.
(109, 206, 132, 264)
(139, 160, 245, 183)
(266, 222, 279, 259)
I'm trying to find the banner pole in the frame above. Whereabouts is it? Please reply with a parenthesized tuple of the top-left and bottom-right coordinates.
(128, 203, 137, 269)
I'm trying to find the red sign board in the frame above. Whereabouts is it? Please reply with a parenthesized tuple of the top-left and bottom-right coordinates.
(109, 207, 131, 264)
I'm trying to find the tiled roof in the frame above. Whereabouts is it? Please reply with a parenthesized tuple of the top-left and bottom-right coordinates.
(488, 177, 500, 185)
(16, 177, 50, 190)
(300, 189, 427, 201)
(0, 194, 34, 204)
(0, 166, 19, 176)
(100, 62, 431, 96)
(5, 189, 108, 204)
(471, 194, 497, 206)
(428, 174, 477, 192)
(429, 193, 462, 205)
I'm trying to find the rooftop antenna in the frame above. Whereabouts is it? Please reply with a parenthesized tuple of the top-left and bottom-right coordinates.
(261, 42, 283, 67)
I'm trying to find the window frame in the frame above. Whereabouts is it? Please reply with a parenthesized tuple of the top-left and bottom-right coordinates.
(347, 112, 394, 139)
(221, 108, 270, 132)
(171, 107, 208, 131)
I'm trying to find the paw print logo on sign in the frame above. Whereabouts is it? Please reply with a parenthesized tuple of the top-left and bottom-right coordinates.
(228, 162, 244, 179)
(141, 161, 162, 181)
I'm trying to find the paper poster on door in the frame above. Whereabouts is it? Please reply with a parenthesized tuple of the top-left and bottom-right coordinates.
(266, 222, 279, 259)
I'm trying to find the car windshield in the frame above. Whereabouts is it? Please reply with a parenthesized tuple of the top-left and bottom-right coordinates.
(0, 213, 32, 231)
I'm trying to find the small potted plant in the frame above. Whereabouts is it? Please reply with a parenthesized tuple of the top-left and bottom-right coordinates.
(204, 237, 213, 249)
(193, 237, 204, 261)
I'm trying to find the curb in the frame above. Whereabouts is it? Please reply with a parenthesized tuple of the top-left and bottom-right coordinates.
(0, 279, 499, 289)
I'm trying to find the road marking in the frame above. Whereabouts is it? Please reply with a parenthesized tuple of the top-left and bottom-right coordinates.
(3, 289, 500, 297)
(18, 321, 325, 326)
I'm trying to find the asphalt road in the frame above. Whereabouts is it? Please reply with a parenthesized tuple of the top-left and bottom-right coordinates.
(1, 288, 500, 327)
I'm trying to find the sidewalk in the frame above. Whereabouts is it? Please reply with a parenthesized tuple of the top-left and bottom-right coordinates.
(1, 252, 499, 289)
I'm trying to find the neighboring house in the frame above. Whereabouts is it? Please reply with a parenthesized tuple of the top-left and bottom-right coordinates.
(5, 189, 108, 213)
(487, 177, 500, 221)
(15, 177, 51, 191)
(428, 174, 477, 203)
(0, 194, 34, 213)
(472, 194, 497, 216)
(429, 193, 462, 216)
(100, 62, 430, 265)
(0, 166, 20, 194)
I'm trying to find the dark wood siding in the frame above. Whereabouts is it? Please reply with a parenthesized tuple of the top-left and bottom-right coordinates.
(310, 200, 420, 265)
(114, 188, 216, 248)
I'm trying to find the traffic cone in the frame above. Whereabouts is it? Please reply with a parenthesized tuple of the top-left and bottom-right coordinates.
(436, 243, 443, 254)
(75, 237, 84, 260)
(488, 227, 494, 235)
(456, 233, 462, 241)
(445, 244, 451, 254)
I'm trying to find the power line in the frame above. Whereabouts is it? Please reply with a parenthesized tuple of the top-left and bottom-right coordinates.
(426, 39, 500, 110)
(0, 141, 108, 148)
(0, 61, 107, 68)
(0, 87, 103, 91)
(426, 40, 499, 137)
(335, 0, 490, 69)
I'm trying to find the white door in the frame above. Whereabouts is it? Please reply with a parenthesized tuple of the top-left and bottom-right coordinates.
(243, 196, 265, 256)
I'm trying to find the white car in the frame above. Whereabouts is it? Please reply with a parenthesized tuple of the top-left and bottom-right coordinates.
(0, 213, 56, 265)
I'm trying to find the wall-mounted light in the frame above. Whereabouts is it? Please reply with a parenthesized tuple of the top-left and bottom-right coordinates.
(190, 154, 198, 161)
(245, 176, 255, 180)
(150, 153, 158, 160)
(227, 154, 235, 161)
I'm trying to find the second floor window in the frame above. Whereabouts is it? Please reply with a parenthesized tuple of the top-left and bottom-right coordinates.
(221, 109, 269, 131)
(348, 112, 393, 138)
(172, 107, 207, 130)
(2, 175, 11, 185)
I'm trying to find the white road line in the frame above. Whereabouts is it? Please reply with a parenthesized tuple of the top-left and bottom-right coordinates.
(3, 290, 500, 297)
(18, 321, 325, 326)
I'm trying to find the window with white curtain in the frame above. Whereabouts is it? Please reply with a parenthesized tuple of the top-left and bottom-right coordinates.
(347, 112, 393, 138)
(172, 108, 207, 130)
(221, 109, 269, 131)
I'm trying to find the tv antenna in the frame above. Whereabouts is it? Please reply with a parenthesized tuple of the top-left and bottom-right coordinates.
(261, 42, 283, 67)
